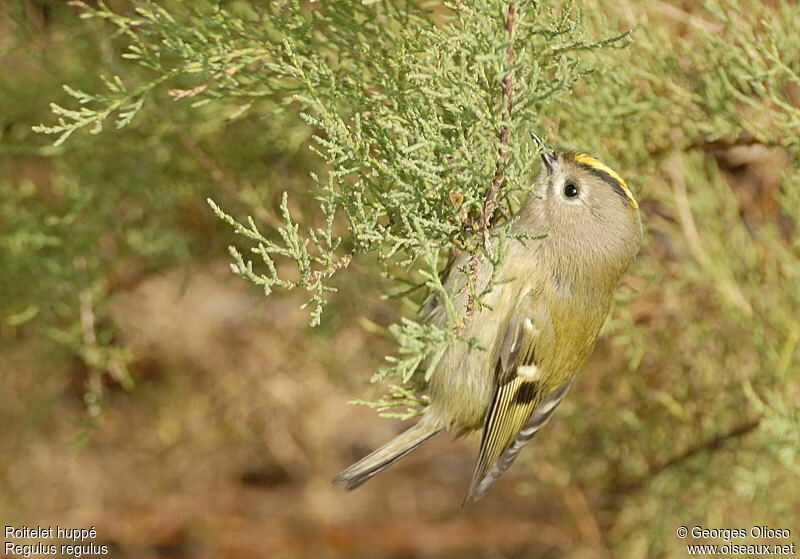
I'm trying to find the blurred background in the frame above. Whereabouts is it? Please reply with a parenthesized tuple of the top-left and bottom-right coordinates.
(1, 1, 798, 558)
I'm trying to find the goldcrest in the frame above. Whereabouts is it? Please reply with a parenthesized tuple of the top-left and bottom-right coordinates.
(335, 137, 642, 501)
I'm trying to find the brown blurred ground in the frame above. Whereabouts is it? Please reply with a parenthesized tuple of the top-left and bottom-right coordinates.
(2, 263, 623, 558)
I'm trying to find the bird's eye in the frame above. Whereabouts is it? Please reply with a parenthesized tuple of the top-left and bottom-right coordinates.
(564, 182, 579, 198)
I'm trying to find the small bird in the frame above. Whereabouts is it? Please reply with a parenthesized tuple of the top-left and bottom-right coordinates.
(334, 136, 642, 501)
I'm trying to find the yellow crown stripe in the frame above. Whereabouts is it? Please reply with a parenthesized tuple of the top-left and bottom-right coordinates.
(572, 153, 638, 209)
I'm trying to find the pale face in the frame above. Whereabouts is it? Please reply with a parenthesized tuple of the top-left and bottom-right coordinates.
(531, 152, 642, 272)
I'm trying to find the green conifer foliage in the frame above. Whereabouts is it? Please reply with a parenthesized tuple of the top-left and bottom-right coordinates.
(5, 0, 797, 554)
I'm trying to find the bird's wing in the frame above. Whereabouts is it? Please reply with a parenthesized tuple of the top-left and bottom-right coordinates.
(467, 379, 572, 501)
(466, 312, 538, 501)
(465, 306, 570, 502)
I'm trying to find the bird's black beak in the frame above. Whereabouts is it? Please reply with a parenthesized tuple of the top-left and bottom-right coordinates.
(529, 132, 556, 173)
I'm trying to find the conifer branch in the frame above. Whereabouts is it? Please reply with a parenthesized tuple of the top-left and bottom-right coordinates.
(614, 419, 762, 494)
(463, 2, 516, 322)
(477, 2, 516, 253)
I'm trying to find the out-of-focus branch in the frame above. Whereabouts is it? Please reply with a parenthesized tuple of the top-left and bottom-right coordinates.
(476, 3, 516, 253)
(614, 419, 761, 493)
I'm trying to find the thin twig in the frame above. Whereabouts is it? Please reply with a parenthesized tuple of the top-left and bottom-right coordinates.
(669, 154, 753, 316)
(614, 419, 761, 493)
(653, 1, 723, 33)
(309, 253, 353, 283)
(537, 461, 610, 554)
(476, 3, 516, 254)
(460, 3, 516, 322)
(76, 258, 105, 419)
(167, 67, 239, 100)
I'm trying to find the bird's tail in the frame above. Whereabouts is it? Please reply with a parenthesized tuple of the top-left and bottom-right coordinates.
(333, 421, 441, 490)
